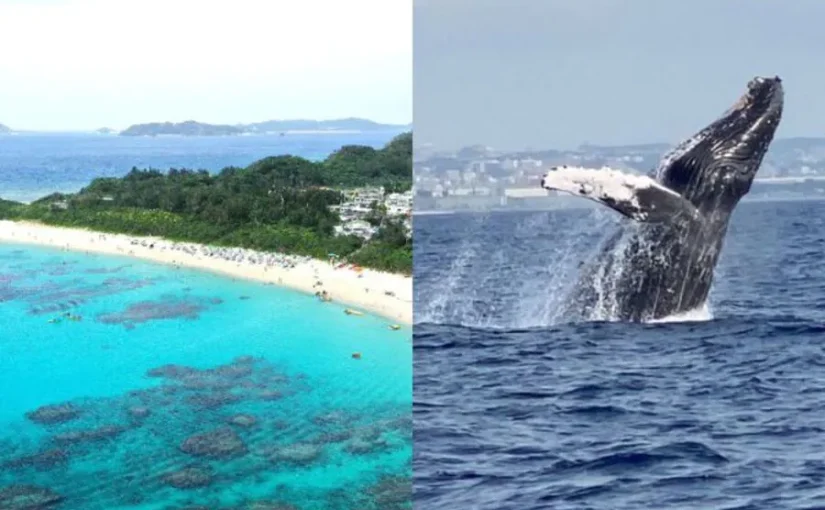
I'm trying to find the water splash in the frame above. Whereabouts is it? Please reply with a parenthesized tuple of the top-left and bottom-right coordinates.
(414, 213, 488, 325)
(416, 204, 718, 329)
(568, 222, 717, 324)
(647, 303, 713, 323)
(510, 208, 620, 328)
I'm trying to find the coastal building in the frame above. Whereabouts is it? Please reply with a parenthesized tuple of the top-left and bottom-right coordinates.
(334, 219, 376, 239)
(330, 186, 413, 240)
(385, 190, 413, 216)
(341, 187, 384, 207)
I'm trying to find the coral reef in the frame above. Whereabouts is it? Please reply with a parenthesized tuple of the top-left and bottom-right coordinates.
(0, 356, 411, 509)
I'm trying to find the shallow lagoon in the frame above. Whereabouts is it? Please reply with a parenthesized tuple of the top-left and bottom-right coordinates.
(0, 244, 411, 509)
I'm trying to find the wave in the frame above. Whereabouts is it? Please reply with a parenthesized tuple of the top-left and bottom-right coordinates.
(414, 202, 825, 510)
(414, 314, 825, 352)
(647, 303, 713, 323)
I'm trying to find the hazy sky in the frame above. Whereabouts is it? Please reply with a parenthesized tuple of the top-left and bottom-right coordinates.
(0, 0, 411, 131)
(414, 0, 825, 151)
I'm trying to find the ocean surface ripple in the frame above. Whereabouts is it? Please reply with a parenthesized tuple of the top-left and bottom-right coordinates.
(414, 200, 825, 510)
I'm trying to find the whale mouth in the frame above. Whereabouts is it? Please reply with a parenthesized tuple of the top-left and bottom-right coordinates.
(709, 76, 783, 171)
(653, 76, 784, 208)
(735, 76, 783, 115)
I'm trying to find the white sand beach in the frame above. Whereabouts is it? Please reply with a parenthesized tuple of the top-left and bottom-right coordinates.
(0, 221, 412, 325)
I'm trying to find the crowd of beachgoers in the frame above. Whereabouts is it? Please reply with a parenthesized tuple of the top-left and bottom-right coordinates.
(123, 236, 312, 271)
(0, 221, 413, 324)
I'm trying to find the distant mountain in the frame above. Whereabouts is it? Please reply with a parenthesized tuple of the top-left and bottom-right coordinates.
(96, 127, 117, 134)
(119, 117, 409, 137)
(579, 142, 671, 153)
(120, 121, 244, 137)
(0, 123, 11, 134)
(456, 144, 495, 159)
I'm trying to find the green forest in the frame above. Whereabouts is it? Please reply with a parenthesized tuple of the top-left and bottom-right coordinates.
(0, 132, 413, 274)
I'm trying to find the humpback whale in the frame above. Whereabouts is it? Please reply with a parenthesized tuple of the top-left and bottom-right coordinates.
(540, 76, 784, 322)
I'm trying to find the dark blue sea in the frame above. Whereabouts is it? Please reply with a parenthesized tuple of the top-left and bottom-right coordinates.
(0, 131, 400, 202)
(414, 199, 825, 510)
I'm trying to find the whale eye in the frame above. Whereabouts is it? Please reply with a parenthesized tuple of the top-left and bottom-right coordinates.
(731, 161, 754, 176)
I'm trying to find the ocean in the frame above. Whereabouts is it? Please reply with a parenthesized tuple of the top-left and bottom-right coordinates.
(414, 200, 825, 510)
(0, 131, 400, 203)
(0, 132, 411, 509)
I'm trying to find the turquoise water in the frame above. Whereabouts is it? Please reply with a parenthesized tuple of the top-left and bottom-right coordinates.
(0, 243, 411, 509)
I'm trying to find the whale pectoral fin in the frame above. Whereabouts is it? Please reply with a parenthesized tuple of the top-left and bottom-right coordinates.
(540, 166, 699, 223)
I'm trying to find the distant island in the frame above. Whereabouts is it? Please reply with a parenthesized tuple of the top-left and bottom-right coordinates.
(244, 118, 410, 134)
(120, 118, 410, 137)
(0, 124, 11, 134)
(120, 121, 243, 137)
(95, 127, 117, 135)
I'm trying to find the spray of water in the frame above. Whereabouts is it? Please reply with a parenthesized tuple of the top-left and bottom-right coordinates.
(584, 228, 634, 322)
(508, 207, 621, 328)
(419, 205, 716, 329)
(509, 212, 575, 327)
(415, 213, 488, 325)
(575, 222, 716, 324)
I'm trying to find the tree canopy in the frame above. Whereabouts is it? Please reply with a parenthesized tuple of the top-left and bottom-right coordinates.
(0, 133, 413, 273)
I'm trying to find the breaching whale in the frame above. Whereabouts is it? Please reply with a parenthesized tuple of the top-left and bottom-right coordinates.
(540, 76, 784, 322)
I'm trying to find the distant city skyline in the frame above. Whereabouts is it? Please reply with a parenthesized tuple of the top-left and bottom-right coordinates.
(420, 134, 824, 156)
(414, 0, 825, 151)
(0, 0, 412, 131)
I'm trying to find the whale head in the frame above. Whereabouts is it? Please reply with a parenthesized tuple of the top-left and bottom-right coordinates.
(655, 76, 784, 212)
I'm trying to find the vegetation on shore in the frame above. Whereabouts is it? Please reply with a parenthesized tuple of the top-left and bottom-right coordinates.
(0, 133, 413, 274)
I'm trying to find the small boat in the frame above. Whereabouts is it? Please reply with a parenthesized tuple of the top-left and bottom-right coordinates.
(344, 309, 363, 316)
(351, 352, 362, 360)
(48, 318, 61, 324)
(389, 324, 401, 331)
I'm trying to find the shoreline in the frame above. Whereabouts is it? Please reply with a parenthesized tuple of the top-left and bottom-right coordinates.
(0, 220, 412, 325)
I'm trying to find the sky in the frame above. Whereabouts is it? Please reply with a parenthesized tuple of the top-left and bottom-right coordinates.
(414, 0, 825, 151)
(0, 0, 411, 131)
